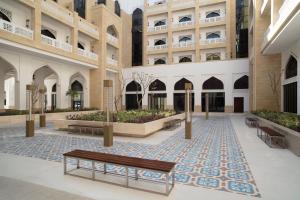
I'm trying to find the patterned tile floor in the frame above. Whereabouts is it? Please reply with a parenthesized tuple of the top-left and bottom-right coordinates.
(0, 116, 260, 197)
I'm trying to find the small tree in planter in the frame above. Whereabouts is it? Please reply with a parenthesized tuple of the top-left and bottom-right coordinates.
(114, 72, 125, 112)
(267, 69, 283, 111)
(66, 89, 78, 110)
(132, 72, 155, 110)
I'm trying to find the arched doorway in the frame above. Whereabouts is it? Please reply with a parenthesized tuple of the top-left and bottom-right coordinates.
(107, 25, 118, 38)
(201, 77, 225, 112)
(174, 78, 194, 112)
(233, 75, 249, 113)
(125, 80, 142, 110)
(0, 56, 18, 110)
(148, 79, 167, 110)
(69, 73, 86, 110)
(33, 66, 58, 111)
(284, 55, 297, 113)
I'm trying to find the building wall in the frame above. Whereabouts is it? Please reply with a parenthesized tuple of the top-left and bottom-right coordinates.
(122, 59, 249, 113)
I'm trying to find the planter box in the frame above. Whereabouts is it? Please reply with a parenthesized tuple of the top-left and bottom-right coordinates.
(250, 114, 300, 156)
(0, 110, 99, 125)
(53, 113, 186, 138)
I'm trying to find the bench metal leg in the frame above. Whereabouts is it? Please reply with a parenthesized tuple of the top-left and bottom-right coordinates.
(166, 173, 169, 195)
(125, 167, 129, 187)
(77, 159, 80, 169)
(92, 161, 95, 180)
(135, 168, 138, 180)
(63, 156, 67, 175)
(172, 169, 175, 187)
(104, 163, 107, 174)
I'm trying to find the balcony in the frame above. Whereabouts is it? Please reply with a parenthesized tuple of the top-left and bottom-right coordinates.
(200, 38, 226, 45)
(78, 18, 99, 39)
(41, 0, 74, 25)
(148, 44, 168, 51)
(0, 19, 33, 39)
(147, 25, 168, 32)
(41, 35, 72, 52)
(145, 1, 168, 14)
(77, 48, 98, 60)
(173, 21, 194, 28)
(106, 57, 118, 66)
(173, 41, 195, 48)
(106, 33, 119, 45)
(200, 16, 225, 24)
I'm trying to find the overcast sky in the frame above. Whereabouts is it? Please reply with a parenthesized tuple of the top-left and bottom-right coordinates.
(118, 0, 144, 14)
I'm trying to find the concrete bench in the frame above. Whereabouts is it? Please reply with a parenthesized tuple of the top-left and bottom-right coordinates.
(68, 124, 104, 136)
(258, 127, 286, 148)
(163, 119, 182, 130)
(63, 150, 176, 195)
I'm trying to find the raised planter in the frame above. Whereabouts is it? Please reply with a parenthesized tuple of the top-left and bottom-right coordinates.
(249, 113, 300, 156)
(0, 110, 99, 125)
(53, 113, 186, 138)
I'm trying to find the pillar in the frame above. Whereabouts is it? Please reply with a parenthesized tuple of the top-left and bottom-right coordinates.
(0, 68, 5, 110)
(166, 79, 174, 110)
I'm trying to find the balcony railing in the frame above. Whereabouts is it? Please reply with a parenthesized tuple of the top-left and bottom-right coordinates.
(107, 57, 118, 66)
(0, 19, 33, 39)
(41, 35, 72, 52)
(148, 25, 168, 32)
(42, 0, 74, 25)
(200, 16, 225, 23)
(77, 48, 98, 60)
(78, 19, 99, 38)
(173, 41, 195, 48)
(148, 44, 168, 51)
(200, 38, 226, 45)
(106, 33, 119, 45)
(173, 21, 194, 28)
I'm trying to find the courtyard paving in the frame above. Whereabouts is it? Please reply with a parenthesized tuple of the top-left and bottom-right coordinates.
(0, 114, 299, 200)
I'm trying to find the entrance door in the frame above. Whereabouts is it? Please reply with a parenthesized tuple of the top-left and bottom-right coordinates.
(234, 97, 244, 113)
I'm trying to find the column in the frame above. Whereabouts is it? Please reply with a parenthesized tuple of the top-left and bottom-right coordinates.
(194, 81, 202, 112)
(142, 90, 149, 109)
(298, 64, 300, 115)
(166, 79, 174, 110)
(33, 0, 42, 45)
(72, 13, 79, 56)
(225, 74, 233, 113)
(0, 68, 5, 110)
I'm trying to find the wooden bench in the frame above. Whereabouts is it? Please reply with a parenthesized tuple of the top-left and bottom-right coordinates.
(163, 119, 182, 129)
(258, 127, 286, 148)
(68, 124, 104, 136)
(245, 117, 259, 128)
(63, 150, 176, 195)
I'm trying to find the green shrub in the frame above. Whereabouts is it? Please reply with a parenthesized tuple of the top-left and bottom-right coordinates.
(252, 110, 300, 132)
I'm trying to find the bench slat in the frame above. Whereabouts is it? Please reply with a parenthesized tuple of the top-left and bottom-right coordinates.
(64, 150, 176, 172)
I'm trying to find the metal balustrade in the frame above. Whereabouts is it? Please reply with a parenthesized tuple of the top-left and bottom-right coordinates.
(173, 41, 195, 48)
(173, 21, 194, 28)
(200, 38, 226, 45)
(200, 16, 225, 23)
(148, 44, 168, 51)
(147, 25, 168, 32)
(107, 57, 118, 66)
(106, 33, 119, 45)
(41, 35, 72, 52)
(77, 48, 98, 60)
(0, 19, 33, 39)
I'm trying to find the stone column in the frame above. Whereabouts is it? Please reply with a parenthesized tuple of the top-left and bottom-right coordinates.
(298, 62, 300, 115)
(0, 68, 5, 110)
(33, 0, 42, 45)
(166, 79, 174, 110)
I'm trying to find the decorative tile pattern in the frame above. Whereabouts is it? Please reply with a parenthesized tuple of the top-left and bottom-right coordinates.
(0, 117, 260, 197)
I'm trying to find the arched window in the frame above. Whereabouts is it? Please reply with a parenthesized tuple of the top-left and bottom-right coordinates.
(154, 20, 166, 27)
(107, 25, 118, 37)
(96, 0, 106, 5)
(115, 0, 121, 17)
(149, 79, 166, 91)
(179, 36, 191, 42)
(179, 56, 192, 63)
(234, 75, 249, 89)
(0, 11, 10, 22)
(206, 32, 220, 39)
(174, 78, 194, 90)
(179, 16, 192, 22)
(154, 58, 166, 65)
(126, 81, 141, 92)
(154, 39, 166, 46)
(285, 55, 297, 79)
(206, 53, 221, 61)
(71, 81, 83, 91)
(203, 77, 224, 90)
(206, 11, 220, 18)
(41, 29, 56, 39)
(77, 42, 85, 50)
(52, 84, 57, 92)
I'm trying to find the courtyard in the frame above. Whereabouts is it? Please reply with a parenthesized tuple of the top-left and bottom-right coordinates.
(0, 114, 299, 200)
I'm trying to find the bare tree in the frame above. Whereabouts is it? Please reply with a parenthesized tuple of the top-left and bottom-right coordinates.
(132, 72, 155, 110)
(267, 69, 283, 111)
(114, 71, 126, 112)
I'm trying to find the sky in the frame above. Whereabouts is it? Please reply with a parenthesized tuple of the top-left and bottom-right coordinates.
(117, 0, 144, 14)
